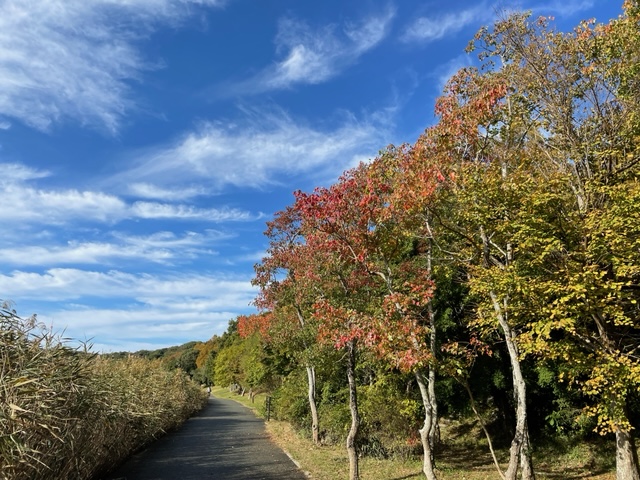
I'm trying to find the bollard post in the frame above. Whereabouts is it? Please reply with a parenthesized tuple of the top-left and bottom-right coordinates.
(265, 396, 271, 421)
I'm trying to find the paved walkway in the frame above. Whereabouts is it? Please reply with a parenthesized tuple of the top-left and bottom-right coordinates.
(101, 395, 307, 480)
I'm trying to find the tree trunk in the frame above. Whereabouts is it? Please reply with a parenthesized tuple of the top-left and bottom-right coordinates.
(616, 427, 640, 480)
(412, 239, 439, 480)
(427, 354, 439, 451)
(490, 291, 535, 480)
(598, 328, 640, 480)
(296, 308, 320, 445)
(346, 340, 360, 480)
(426, 243, 439, 450)
(415, 369, 438, 480)
(306, 365, 320, 445)
(520, 426, 535, 480)
(461, 379, 506, 480)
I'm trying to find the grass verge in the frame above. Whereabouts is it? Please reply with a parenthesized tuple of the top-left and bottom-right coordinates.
(212, 386, 617, 480)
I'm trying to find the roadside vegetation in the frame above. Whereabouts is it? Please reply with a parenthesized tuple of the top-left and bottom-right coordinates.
(205, 4, 640, 480)
(212, 384, 617, 479)
(0, 304, 207, 480)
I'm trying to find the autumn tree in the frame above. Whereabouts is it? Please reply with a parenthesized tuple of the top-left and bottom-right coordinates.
(251, 206, 323, 444)
(291, 169, 382, 480)
(383, 56, 533, 479)
(460, 5, 640, 478)
(377, 131, 518, 477)
(295, 158, 445, 480)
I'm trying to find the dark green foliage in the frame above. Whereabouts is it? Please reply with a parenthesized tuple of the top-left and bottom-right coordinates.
(270, 369, 311, 429)
(176, 348, 199, 375)
(104, 341, 201, 374)
(528, 363, 597, 440)
(358, 371, 421, 458)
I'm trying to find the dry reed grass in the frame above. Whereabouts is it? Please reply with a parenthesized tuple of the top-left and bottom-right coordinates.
(0, 304, 207, 480)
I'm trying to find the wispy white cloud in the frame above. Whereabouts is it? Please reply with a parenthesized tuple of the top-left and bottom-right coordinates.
(0, 243, 173, 266)
(229, 8, 395, 94)
(0, 184, 128, 224)
(401, 0, 598, 48)
(0, 230, 226, 266)
(1, 163, 51, 183)
(0, 0, 224, 133)
(116, 106, 389, 192)
(0, 269, 140, 301)
(532, 0, 595, 17)
(131, 201, 258, 221)
(1, 267, 252, 350)
(0, 268, 256, 305)
(128, 182, 209, 201)
(0, 120, 10, 130)
(43, 306, 238, 352)
(0, 166, 256, 226)
(0, 207, 254, 352)
(401, 3, 492, 44)
(227, 249, 267, 264)
(112, 229, 229, 251)
(431, 54, 475, 92)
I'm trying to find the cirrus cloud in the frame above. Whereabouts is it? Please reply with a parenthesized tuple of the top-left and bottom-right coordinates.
(227, 7, 395, 95)
(115, 105, 390, 193)
(401, 3, 492, 44)
(0, 0, 225, 133)
(0, 165, 258, 227)
(0, 230, 227, 267)
(1, 267, 255, 352)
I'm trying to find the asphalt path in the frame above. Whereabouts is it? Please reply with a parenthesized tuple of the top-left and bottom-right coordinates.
(101, 395, 307, 480)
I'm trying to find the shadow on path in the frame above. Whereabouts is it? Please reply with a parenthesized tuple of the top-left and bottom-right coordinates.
(100, 396, 306, 480)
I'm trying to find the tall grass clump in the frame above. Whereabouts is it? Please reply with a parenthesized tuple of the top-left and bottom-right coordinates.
(0, 304, 207, 480)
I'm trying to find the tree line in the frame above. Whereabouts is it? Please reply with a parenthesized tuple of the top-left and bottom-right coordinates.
(208, 5, 640, 480)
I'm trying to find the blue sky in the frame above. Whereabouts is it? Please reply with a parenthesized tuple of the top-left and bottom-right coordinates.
(0, 0, 621, 352)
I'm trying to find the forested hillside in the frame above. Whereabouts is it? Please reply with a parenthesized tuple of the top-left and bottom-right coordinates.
(207, 5, 640, 480)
